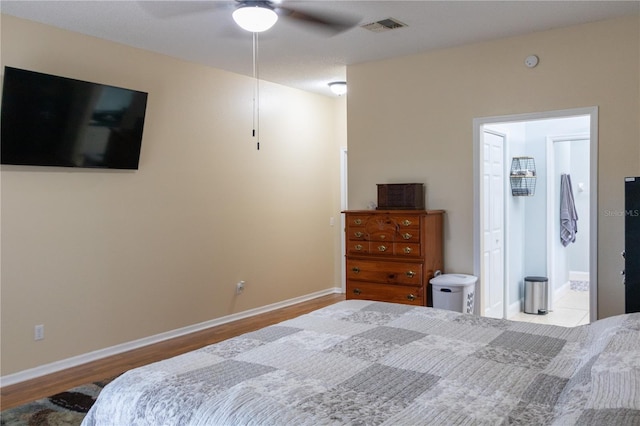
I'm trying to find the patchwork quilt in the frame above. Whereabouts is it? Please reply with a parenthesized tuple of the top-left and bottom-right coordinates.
(83, 300, 640, 425)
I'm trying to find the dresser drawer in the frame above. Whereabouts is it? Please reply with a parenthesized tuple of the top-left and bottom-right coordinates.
(368, 241, 392, 255)
(348, 242, 421, 256)
(395, 228, 420, 243)
(394, 243, 421, 257)
(354, 242, 421, 257)
(347, 259, 422, 285)
(347, 241, 370, 255)
(346, 215, 369, 228)
(363, 215, 398, 241)
(392, 215, 421, 228)
(368, 229, 397, 242)
(346, 228, 368, 241)
(347, 213, 422, 241)
(346, 282, 424, 305)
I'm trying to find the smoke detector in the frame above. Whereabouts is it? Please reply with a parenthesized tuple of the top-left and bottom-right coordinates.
(361, 18, 407, 33)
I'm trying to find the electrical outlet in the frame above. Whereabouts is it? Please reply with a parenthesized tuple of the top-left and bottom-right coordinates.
(236, 281, 245, 295)
(34, 324, 44, 341)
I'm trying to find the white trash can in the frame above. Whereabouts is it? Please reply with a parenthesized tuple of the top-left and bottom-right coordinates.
(430, 274, 477, 314)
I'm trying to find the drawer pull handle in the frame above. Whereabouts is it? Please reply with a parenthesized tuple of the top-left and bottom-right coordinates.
(402, 219, 412, 226)
(354, 244, 363, 251)
(354, 219, 362, 225)
(407, 294, 416, 301)
(354, 231, 363, 238)
(352, 267, 360, 274)
(378, 245, 387, 252)
(403, 247, 412, 254)
(353, 288, 362, 295)
(402, 233, 412, 240)
(406, 271, 416, 278)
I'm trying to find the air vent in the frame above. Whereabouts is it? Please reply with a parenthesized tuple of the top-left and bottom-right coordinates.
(361, 18, 407, 33)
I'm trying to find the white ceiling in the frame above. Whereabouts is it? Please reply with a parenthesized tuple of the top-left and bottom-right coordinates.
(1, 1, 638, 96)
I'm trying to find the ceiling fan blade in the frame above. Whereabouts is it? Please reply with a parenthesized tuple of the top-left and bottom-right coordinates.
(137, 1, 227, 19)
(275, 6, 360, 35)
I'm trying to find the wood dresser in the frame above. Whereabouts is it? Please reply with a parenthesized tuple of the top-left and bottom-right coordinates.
(343, 210, 444, 306)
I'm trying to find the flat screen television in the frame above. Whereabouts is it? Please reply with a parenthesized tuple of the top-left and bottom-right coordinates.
(1, 67, 148, 170)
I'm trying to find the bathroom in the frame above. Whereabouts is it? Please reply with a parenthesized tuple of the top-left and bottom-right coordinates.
(484, 113, 591, 326)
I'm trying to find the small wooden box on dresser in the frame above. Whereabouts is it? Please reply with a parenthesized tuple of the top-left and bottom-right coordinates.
(343, 210, 444, 306)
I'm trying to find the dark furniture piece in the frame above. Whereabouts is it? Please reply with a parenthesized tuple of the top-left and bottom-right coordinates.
(625, 177, 640, 313)
(343, 210, 444, 306)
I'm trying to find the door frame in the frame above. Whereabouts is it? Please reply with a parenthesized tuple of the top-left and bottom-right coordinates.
(473, 106, 598, 321)
(340, 146, 348, 293)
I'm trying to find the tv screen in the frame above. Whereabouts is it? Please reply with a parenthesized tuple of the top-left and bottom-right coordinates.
(1, 67, 148, 170)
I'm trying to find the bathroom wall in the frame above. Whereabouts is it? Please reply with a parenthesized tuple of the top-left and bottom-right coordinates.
(522, 116, 590, 285)
(568, 139, 591, 275)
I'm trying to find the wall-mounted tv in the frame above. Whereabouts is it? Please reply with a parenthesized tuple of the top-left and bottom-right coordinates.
(1, 67, 148, 170)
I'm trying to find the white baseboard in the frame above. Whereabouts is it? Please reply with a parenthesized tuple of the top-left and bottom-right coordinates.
(1, 287, 343, 387)
(555, 280, 571, 299)
(507, 298, 522, 318)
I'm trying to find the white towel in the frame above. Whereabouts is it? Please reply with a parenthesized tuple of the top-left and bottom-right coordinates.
(560, 174, 578, 246)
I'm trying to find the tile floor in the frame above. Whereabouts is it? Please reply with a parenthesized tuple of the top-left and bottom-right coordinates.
(508, 289, 590, 327)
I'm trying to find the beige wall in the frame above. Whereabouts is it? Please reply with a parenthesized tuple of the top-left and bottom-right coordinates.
(347, 16, 639, 319)
(0, 15, 344, 376)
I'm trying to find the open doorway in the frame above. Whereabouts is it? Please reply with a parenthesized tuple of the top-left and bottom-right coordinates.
(340, 147, 348, 293)
(473, 107, 598, 326)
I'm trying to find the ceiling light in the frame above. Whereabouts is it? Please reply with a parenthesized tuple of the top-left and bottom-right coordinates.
(328, 81, 347, 96)
(232, 4, 278, 33)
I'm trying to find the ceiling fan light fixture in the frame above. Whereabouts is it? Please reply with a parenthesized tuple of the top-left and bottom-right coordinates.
(328, 81, 347, 96)
(232, 5, 278, 32)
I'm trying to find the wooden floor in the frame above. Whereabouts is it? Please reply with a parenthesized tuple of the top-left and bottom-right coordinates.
(0, 293, 345, 410)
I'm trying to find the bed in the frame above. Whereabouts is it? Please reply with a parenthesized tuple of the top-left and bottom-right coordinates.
(83, 300, 640, 425)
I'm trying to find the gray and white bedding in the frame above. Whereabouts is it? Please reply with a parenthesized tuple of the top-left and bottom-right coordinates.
(83, 300, 640, 425)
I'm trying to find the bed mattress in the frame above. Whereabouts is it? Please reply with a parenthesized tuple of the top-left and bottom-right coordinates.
(83, 300, 640, 425)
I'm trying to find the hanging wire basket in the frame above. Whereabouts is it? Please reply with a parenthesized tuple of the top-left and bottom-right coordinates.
(510, 157, 536, 196)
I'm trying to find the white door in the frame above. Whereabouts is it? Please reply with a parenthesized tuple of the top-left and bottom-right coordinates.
(483, 130, 505, 318)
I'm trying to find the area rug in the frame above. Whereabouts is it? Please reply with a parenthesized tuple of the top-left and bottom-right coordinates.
(570, 280, 589, 292)
(0, 377, 114, 426)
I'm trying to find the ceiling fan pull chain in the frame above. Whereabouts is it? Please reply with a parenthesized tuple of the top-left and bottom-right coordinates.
(253, 32, 261, 151)
(252, 32, 256, 141)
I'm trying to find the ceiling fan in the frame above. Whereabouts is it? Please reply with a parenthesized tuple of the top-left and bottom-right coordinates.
(234, 0, 358, 33)
(139, 0, 357, 150)
(140, 0, 359, 35)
